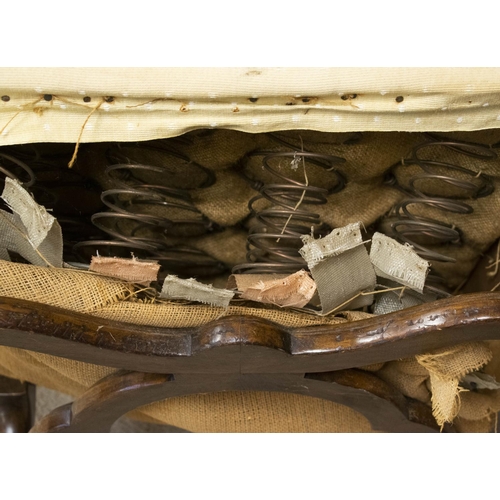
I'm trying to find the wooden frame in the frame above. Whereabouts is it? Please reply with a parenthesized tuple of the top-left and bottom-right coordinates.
(0, 292, 499, 432)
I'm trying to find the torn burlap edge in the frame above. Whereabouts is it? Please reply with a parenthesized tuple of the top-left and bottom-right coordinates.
(416, 342, 494, 429)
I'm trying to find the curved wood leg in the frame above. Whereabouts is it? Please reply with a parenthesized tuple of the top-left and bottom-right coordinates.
(0, 375, 36, 433)
(31, 370, 439, 433)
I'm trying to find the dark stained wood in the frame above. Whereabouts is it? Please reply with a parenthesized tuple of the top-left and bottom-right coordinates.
(31, 369, 437, 433)
(306, 369, 441, 431)
(30, 403, 72, 433)
(307, 369, 410, 416)
(1, 293, 500, 374)
(0, 374, 26, 396)
(70, 372, 171, 433)
(3, 293, 498, 433)
(0, 375, 35, 433)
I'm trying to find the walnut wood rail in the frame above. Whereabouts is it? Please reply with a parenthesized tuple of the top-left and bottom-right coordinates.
(1, 294, 500, 374)
(30, 369, 440, 433)
(1, 293, 500, 432)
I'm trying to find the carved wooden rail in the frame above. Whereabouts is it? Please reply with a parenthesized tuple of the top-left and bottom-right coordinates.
(0, 293, 499, 432)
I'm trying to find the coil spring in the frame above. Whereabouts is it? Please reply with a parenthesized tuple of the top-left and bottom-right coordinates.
(383, 139, 497, 292)
(106, 141, 216, 189)
(0, 152, 36, 188)
(74, 155, 227, 278)
(232, 148, 346, 274)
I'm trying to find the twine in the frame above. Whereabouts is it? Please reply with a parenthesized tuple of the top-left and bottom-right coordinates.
(68, 99, 104, 168)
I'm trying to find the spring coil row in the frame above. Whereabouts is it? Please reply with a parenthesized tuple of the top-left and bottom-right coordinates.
(383, 139, 497, 289)
(74, 144, 227, 278)
(232, 146, 346, 274)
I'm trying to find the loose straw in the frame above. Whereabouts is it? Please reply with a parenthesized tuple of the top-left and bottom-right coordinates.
(486, 240, 500, 277)
(277, 136, 307, 243)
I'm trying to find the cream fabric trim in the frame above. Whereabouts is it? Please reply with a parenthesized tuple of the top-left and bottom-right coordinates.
(1, 67, 500, 146)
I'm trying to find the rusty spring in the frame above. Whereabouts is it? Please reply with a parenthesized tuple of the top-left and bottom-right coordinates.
(74, 144, 227, 278)
(232, 147, 346, 274)
(382, 139, 497, 292)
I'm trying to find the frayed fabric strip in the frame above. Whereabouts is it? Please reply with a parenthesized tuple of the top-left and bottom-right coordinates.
(370, 232, 429, 293)
(228, 270, 317, 308)
(90, 256, 160, 285)
(300, 222, 364, 269)
(160, 275, 234, 308)
(3, 177, 55, 247)
(0, 178, 62, 267)
(300, 223, 376, 315)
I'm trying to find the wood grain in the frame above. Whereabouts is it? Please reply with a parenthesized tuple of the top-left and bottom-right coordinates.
(1, 293, 500, 374)
(31, 369, 438, 433)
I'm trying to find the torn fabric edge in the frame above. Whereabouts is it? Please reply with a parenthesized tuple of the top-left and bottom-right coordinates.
(2, 177, 55, 248)
(299, 222, 365, 269)
(90, 256, 160, 285)
(228, 270, 317, 308)
(160, 275, 234, 308)
(0, 179, 63, 267)
(300, 223, 376, 315)
(369, 232, 429, 293)
(416, 342, 493, 428)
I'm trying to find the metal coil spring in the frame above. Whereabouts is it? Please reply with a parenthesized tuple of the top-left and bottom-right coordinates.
(232, 149, 346, 274)
(0, 152, 36, 189)
(74, 160, 227, 278)
(106, 141, 216, 190)
(382, 139, 497, 292)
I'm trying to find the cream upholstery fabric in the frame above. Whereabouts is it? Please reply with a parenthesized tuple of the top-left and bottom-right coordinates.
(1, 68, 500, 146)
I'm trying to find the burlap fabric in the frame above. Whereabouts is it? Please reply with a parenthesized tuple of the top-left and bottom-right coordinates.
(189, 227, 248, 268)
(485, 341, 500, 380)
(417, 342, 497, 430)
(248, 131, 425, 183)
(377, 359, 431, 404)
(0, 260, 133, 313)
(370, 344, 500, 432)
(180, 129, 261, 171)
(0, 260, 351, 329)
(190, 169, 256, 227)
(0, 260, 498, 431)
